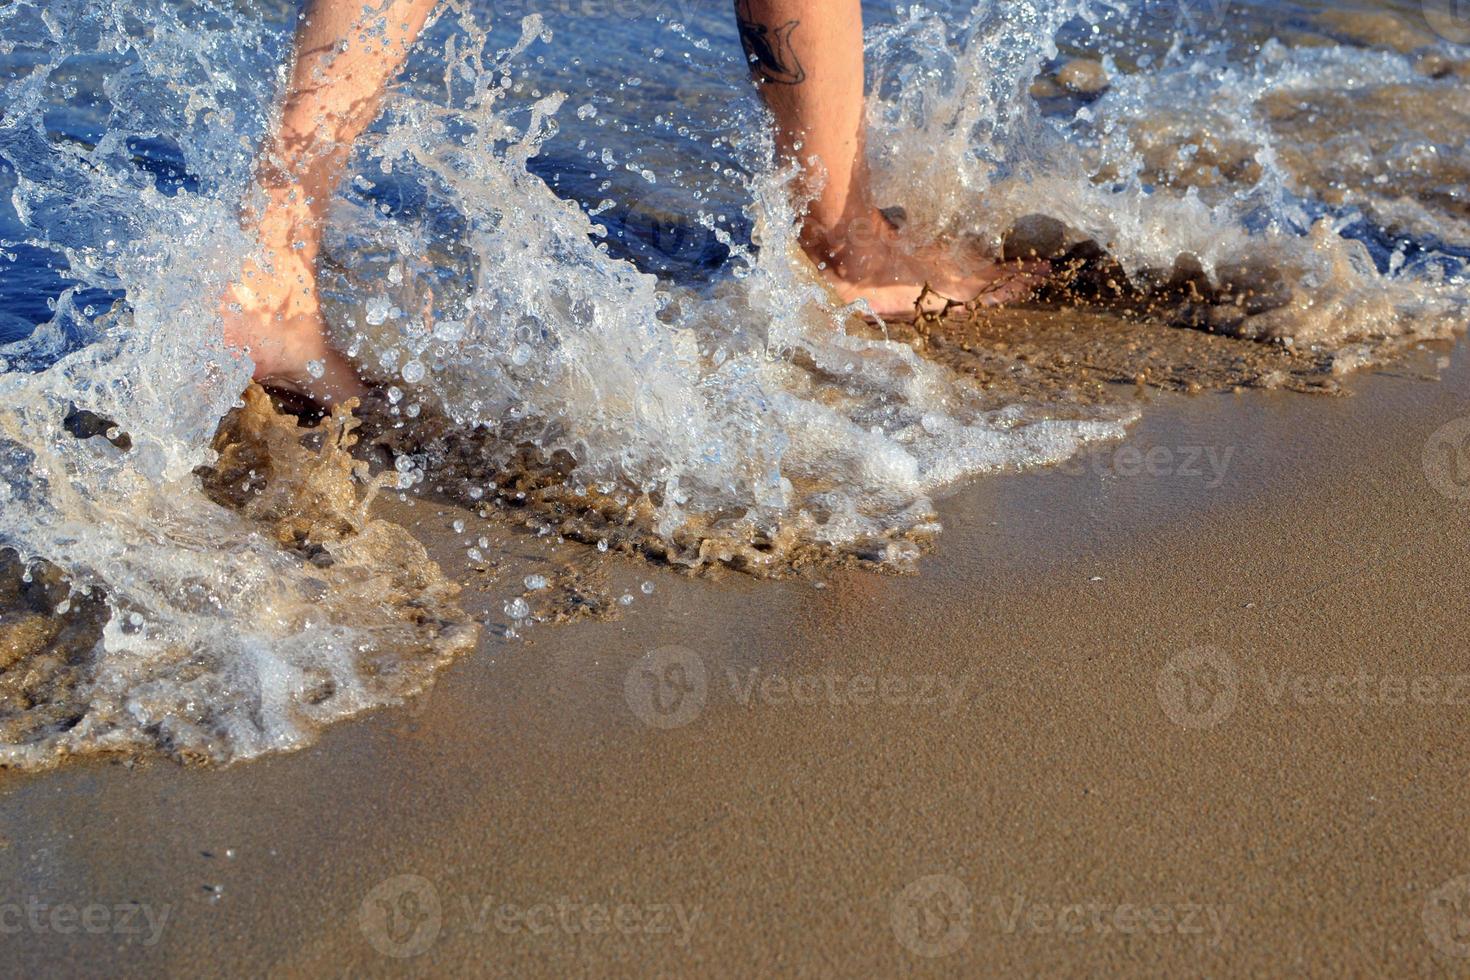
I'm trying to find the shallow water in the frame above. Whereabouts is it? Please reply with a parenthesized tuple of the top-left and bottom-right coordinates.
(0, 0, 1466, 767)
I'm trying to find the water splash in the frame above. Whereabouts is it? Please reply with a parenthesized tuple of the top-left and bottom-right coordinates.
(1, 0, 1465, 766)
(0, 0, 477, 767)
(864, 2, 1466, 355)
(327, 8, 1129, 557)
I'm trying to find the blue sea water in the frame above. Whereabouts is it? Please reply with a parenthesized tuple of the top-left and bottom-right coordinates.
(8, 0, 1452, 352)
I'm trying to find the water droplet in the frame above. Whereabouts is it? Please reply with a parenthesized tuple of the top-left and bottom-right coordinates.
(432, 319, 465, 342)
(365, 296, 390, 325)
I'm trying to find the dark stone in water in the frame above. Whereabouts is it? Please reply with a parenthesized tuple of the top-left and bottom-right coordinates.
(1135, 254, 1217, 303)
(1056, 58, 1110, 95)
(1003, 214, 1069, 261)
(1215, 261, 1292, 315)
(62, 406, 131, 451)
(1052, 240, 1137, 301)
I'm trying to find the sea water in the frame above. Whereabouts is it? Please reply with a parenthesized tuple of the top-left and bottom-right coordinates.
(0, 0, 1465, 766)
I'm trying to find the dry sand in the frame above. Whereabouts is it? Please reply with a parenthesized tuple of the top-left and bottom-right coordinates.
(2, 339, 1469, 976)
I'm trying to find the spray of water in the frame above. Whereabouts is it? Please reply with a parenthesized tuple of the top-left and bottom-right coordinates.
(0, 0, 1464, 765)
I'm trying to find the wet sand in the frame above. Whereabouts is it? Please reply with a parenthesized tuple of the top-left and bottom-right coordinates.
(3, 337, 1470, 975)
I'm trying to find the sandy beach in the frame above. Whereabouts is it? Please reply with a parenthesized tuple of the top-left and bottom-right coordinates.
(2, 336, 1467, 976)
(7, 0, 1470, 974)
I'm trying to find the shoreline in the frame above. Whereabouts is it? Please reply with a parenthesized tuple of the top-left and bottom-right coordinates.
(2, 337, 1468, 974)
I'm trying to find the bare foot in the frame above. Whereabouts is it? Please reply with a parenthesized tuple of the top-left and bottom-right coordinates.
(220, 237, 365, 407)
(805, 210, 1046, 319)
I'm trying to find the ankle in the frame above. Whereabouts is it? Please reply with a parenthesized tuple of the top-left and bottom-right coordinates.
(799, 207, 896, 279)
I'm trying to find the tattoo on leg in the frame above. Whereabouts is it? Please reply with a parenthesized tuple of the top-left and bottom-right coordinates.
(735, 0, 806, 85)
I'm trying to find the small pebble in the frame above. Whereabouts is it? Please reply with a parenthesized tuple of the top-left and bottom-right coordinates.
(1029, 76, 1064, 99)
(1056, 58, 1109, 95)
